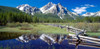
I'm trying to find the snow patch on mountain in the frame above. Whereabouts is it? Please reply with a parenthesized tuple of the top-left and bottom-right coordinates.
(17, 2, 79, 20)
(40, 2, 77, 19)
(17, 4, 41, 15)
(82, 11, 100, 16)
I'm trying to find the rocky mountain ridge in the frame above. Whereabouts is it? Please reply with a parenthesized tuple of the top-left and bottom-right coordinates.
(16, 2, 79, 20)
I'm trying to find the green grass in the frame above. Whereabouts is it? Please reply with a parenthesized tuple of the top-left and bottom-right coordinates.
(0, 23, 70, 34)
(0, 23, 100, 37)
(33, 23, 70, 34)
(86, 32, 100, 36)
(0, 27, 31, 33)
(0, 23, 36, 34)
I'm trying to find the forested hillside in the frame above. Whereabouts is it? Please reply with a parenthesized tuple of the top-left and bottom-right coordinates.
(0, 6, 21, 12)
(0, 6, 32, 25)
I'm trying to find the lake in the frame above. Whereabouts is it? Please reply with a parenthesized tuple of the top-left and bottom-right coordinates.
(0, 33, 100, 49)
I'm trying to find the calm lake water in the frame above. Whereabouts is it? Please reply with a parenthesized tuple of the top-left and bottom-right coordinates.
(0, 33, 100, 49)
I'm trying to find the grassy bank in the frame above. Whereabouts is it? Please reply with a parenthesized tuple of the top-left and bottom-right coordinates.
(0, 23, 100, 37)
(0, 23, 70, 34)
(51, 23, 100, 36)
(33, 23, 70, 34)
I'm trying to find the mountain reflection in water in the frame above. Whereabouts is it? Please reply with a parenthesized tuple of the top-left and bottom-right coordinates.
(0, 33, 100, 49)
(16, 34, 67, 45)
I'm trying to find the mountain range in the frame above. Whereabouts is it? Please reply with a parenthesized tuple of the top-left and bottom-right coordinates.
(16, 2, 79, 20)
(16, 4, 41, 15)
(16, 2, 100, 20)
(82, 11, 100, 16)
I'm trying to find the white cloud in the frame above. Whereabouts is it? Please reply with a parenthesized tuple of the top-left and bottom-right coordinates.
(72, 7, 87, 14)
(82, 4, 95, 7)
(72, 4, 95, 14)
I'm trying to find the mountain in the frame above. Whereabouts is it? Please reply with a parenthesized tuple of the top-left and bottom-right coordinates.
(95, 11, 100, 16)
(82, 12, 95, 16)
(72, 12, 79, 16)
(17, 2, 79, 20)
(40, 2, 77, 20)
(82, 11, 100, 16)
(16, 4, 41, 15)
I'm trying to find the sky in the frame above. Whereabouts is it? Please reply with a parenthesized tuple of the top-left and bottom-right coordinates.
(0, 0, 100, 14)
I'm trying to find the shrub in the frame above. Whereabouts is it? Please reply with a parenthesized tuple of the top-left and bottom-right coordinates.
(6, 22, 21, 27)
(74, 22, 88, 30)
(88, 23, 100, 32)
(74, 23, 100, 32)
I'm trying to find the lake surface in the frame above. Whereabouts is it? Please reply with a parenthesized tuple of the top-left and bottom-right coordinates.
(0, 33, 100, 49)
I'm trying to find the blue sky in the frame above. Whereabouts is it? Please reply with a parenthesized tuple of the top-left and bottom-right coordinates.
(0, 0, 100, 14)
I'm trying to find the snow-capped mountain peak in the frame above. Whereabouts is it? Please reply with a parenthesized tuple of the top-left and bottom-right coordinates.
(40, 2, 77, 19)
(17, 4, 31, 11)
(17, 2, 79, 19)
(21, 4, 30, 7)
(40, 2, 56, 13)
(82, 11, 100, 16)
(95, 11, 100, 16)
(82, 12, 95, 16)
(16, 4, 41, 15)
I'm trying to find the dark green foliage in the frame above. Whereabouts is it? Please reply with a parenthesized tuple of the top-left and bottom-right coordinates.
(0, 32, 22, 40)
(0, 12, 33, 25)
(71, 16, 100, 23)
(83, 16, 100, 23)
(64, 14, 75, 20)
(33, 16, 39, 23)
(0, 6, 33, 26)
(0, 6, 21, 13)
(0, 13, 7, 25)
(33, 13, 65, 23)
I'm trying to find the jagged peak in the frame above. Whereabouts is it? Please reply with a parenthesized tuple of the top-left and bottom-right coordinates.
(65, 8, 67, 10)
(57, 3, 63, 9)
(16, 2, 78, 20)
(23, 4, 30, 6)
(48, 2, 53, 4)
(18, 4, 30, 7)
(47, 2, 54, 5)
(58, 3, 61, 5)
(32, 7, 38, 8)
(16, 4, 31, 8)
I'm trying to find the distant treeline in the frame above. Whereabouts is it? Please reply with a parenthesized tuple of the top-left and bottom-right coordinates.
(33, 13, 67, 23)
(0, 11, 100, 26)
(83, 16, 100, 23)
(0, 12, 66, 25)
(0, 12, 33, 25)
(0, 6, 32, 25)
